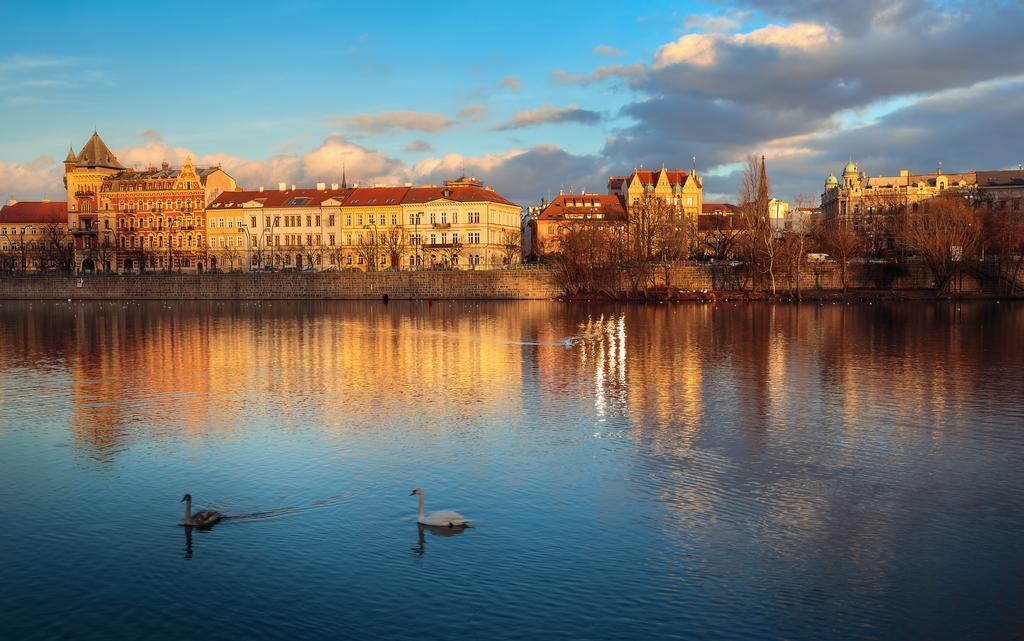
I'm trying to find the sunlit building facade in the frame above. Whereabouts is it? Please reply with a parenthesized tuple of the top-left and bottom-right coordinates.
(63, 131, 236, 272)
(208, 177, 521, 271)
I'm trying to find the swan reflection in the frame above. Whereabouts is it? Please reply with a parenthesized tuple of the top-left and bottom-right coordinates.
(412, 523, 468, 557)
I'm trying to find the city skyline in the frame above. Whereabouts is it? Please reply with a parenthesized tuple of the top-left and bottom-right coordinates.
(2, 0, 1023, 206)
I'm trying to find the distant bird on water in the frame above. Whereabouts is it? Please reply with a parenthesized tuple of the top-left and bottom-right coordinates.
(181, 494, 223, 527)
(410, 487, 469, 528)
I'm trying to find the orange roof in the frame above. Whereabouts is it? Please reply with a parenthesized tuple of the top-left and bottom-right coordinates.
(209, 188, 355, 209)
(537, 194, 626, 221)
(608, 168, 693, 190)
(0, 201, 68, 224)
(402, 185, 517, 206)
(701, 203, 739, 215)
(343, 187, 410, 207)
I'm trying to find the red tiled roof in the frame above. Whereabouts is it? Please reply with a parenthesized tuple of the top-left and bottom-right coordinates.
(0, 201, 68, 224)
(609, 168, 692, 190)
(537, 194, 627, 221)
(343, 187, 410, 207)
(701, 203, 739, 215)
(209, 188, 355, 209)
(402, 185, 517, 207)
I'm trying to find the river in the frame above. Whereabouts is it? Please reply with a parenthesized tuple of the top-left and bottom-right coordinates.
(0, 300, 1021, 640)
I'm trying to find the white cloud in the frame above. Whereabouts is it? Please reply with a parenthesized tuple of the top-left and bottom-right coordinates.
(493, 104, 601, 130)
(325, 110, 456, 134)
(500, 76, 523, 91)
(594, 45, 626, 57)
(654, 22, 839, 68)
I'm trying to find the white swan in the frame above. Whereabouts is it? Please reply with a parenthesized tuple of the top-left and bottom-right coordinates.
(410, 487, 469, 527)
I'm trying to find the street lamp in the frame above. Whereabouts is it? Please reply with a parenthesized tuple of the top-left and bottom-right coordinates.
(239, 222, 252, 272)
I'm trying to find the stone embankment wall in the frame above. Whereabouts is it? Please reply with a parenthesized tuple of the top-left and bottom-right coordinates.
(656, 263, 983, 292)
(0, 270, 564, 300)
(0, 263, 993, 300)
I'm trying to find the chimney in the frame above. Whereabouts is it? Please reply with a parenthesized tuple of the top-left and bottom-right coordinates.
(161, 161, 170, 170)
(259, 186, 264, 192)
(899, 169, 909, 177)
(291, 184, 296, 191)
(331, 183, 339, 190)
(278, 182, 286, 191)
(316, 182, 326, 191)
(8, 198, 17, 206)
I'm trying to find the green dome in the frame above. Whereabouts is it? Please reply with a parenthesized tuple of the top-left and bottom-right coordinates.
(826, 173, 838, 185)
(843, 160, 857, 174)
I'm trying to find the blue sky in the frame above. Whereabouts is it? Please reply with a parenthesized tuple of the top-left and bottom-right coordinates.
(2, 0, 1023, 205)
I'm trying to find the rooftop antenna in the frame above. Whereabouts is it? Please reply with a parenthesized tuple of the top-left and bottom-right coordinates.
(692, 155, 697, 175)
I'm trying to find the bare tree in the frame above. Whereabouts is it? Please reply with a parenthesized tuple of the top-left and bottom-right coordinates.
(96, 236, 116, 273)
(896, 194, 981, 293)
(500, 229, 522, 266)
(40, 223, 74, 272)
(382, 226, 408, 270)
(815, 217, 865, 292)
(737, 155, 778, 293)
(355, 227, 384, 272)
(781, 194, 817, 299)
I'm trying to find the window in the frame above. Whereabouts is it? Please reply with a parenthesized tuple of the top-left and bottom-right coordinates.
(440, 212, 447, 224)
(329, 234, 335, 246)
(430, 233, 436, 245)
(345, 215, 351, 226)
(452, 232, 459, 244)
(379, 214, 385, 225)
(468, 212, 480, 223)
(468, 232, 480, 244)
(328, 215, 335, 226)
(686, 197, 693, 206)
(251, 216, 257, 228)
(453, 212, 458, 224)
(307, 216, 312, 226)
(357, 215, 363, 225)
(391, 214, 397, 225)
(430, 212, 436, 224)
(441, 233, 447, 244)
(315, 215, 321, 226)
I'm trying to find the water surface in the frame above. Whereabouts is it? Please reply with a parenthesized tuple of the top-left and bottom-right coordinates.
(1, 300, 1022, 640)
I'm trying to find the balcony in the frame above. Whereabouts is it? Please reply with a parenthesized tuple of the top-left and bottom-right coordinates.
(431, 223, 451, 229)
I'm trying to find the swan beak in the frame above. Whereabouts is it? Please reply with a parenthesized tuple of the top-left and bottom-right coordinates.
(409, 490, 416, 496)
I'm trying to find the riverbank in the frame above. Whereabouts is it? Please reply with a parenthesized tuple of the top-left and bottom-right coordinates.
(0, 263, 1017, 301)
(561, 287, 1019, 303)
(0, 270, 563, 300)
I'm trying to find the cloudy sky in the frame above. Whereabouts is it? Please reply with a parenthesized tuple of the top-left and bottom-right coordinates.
(1, 0, 1022, 207)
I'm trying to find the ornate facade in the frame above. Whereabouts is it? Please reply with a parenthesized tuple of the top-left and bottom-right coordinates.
(63, 132, 236, 272)
(607, 166, 703, 220)
(820, 161, 975, 251)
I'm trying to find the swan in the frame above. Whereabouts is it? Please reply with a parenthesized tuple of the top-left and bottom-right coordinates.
(181, 493, 223, 527)
(410, 488, 469, 527)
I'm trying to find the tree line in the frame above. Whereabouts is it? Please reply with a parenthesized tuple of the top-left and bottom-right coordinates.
(542, 155, 1024, 297)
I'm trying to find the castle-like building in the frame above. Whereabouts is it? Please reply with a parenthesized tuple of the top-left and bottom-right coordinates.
(63, 131, 236, 272)
(529, 165, 703, 257)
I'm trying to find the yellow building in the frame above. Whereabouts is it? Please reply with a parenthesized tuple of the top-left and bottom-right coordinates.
(0, 200, 70, 271)
(820, 161, 975, 251)
(400, 177, 522, 270)
(63, 131, 236, 272)
(607, 165, 703, 220)
(208, 177, 522, 271)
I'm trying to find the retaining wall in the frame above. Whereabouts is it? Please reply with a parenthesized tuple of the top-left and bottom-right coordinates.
(0, 270, 564, 300)
(0, 263, 987, 300)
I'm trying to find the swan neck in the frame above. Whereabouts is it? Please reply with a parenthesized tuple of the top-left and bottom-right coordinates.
(417, 492, 425, 520)
(184, 498, 192, 525)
